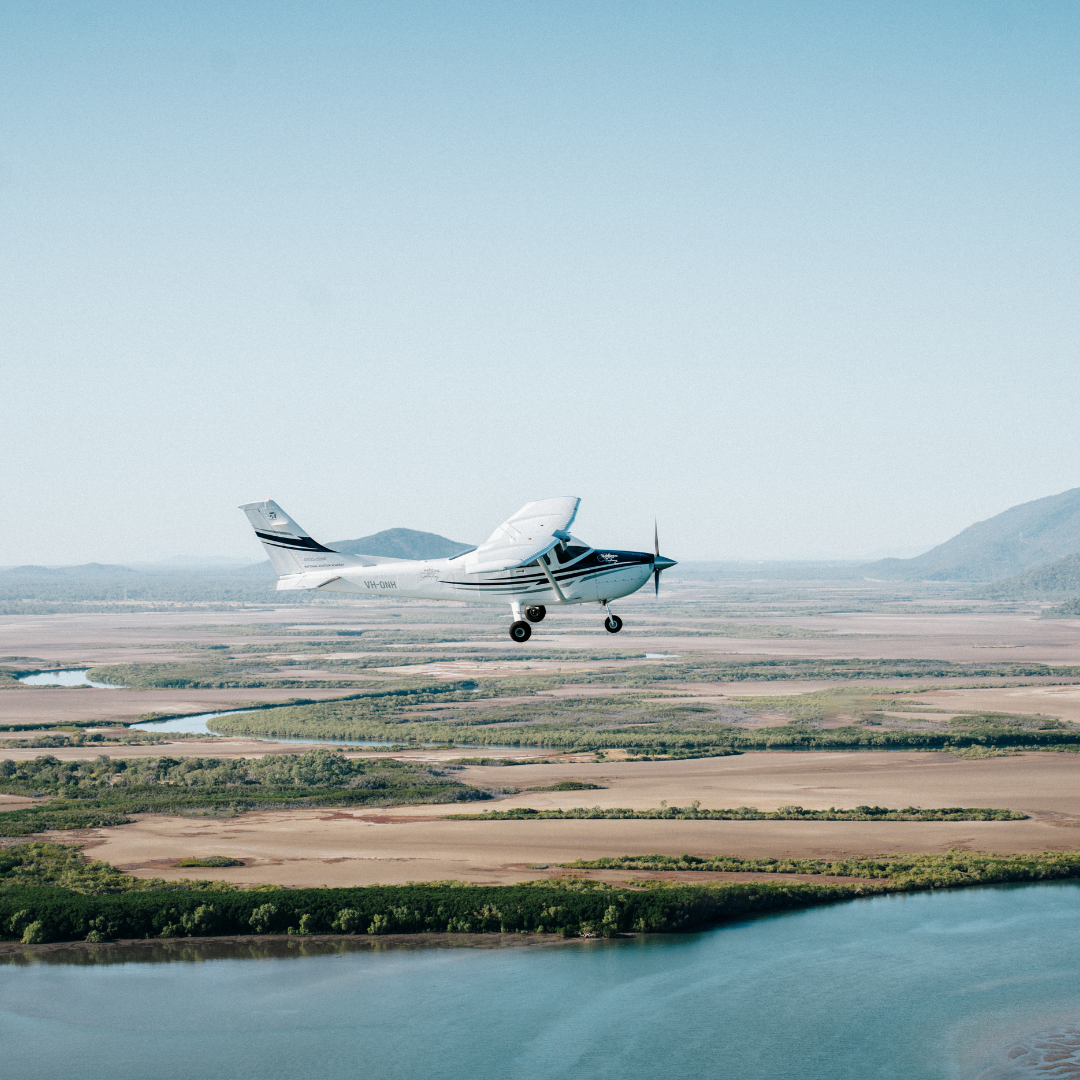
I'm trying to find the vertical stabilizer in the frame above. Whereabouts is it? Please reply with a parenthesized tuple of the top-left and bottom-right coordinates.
(239, 499, 341, 576)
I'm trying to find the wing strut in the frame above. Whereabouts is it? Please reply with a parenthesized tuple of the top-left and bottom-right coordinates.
(536, 555, 567, 603)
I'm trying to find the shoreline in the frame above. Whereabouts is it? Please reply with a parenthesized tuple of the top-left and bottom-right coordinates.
(0, 930, 579, 963)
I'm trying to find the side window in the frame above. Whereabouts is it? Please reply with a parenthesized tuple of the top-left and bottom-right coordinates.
(555, 543, 589, 564)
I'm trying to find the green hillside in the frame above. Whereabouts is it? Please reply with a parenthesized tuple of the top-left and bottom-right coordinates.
(862, 487, 1080, 582)
(980, 553, 1080, 600)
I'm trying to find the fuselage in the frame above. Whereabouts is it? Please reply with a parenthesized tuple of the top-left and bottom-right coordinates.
(293, 542, 656, 607)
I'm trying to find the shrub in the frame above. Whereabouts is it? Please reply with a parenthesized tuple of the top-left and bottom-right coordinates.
(332, 908, 362, 933)
(248, 903, 278, 934)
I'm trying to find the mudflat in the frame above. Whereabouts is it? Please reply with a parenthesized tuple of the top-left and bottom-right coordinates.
(72, 805, 1080, 889)
(52, 749, 1080, 888)
(6, 600, 1080, 666)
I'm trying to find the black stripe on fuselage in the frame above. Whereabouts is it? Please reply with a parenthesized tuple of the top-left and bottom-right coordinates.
(446, 551, 652, 587)
(256, 531, 336, 553)
(439, 554, 651, 590)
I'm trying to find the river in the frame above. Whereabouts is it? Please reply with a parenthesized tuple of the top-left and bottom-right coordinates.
(17, 669, 119, 689)
(2, 882, 1079, 1079)
(17, 670, 520, 750)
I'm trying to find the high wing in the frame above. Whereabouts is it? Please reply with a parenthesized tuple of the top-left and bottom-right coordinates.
(466, 497, 580, 575)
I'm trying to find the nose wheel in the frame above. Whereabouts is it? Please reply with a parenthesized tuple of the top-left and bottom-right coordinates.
(510, 620, 532, 642)
(604, 614, 623, 634)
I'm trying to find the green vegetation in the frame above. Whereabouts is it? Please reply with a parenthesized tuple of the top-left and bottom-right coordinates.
(0, 844, 244, 893)
(5, 844, 1080, 946)
(445, 804, 1027, 822)
(1043, 594, 1080, 619)
(174, 857, 243, 868)
(0, 808, 134, 838)
(0, 750, 486, 836)
(86, 655, 1080, 698)
(0, 731, 193, 749)
(561, 850, 1080, 885)
(206, 675, 1080, 754)
(983, 553, 1080, 601)
(209, 694, 752, 753)
(524, 781, 604, 792)
(83, 661, 382, 690)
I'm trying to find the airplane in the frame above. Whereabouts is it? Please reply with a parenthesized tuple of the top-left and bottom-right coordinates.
(240, 496, 677, 641)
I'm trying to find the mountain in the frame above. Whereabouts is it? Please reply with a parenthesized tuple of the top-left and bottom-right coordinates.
(861, 487, 1080, 582)
(328, 528, 473, 561)
(5, 563, 139, 577)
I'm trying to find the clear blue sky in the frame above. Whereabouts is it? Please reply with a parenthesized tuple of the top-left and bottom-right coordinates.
(4, 1, 1079, 563)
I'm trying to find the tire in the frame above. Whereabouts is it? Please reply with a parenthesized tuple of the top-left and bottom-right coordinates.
(509, 620, 532, 642)
(604, 614, 623, 633)
(525, 605, 546, 623)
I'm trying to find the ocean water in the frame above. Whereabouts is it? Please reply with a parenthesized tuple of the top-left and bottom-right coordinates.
(3, 883, 1080, 1079)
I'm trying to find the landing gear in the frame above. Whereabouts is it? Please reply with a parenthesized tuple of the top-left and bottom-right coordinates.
(509, 620, 532, 642)
(525, 605, 546, 623)
(604, 614, 623, 634)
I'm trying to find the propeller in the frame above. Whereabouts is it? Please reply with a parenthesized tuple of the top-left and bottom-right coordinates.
(652, 520, 677, 595)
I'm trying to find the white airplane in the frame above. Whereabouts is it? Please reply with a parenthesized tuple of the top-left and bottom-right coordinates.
(240, 497, 676, 641)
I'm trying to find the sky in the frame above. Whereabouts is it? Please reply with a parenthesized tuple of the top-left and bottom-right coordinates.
(3, 1, 1080, 564)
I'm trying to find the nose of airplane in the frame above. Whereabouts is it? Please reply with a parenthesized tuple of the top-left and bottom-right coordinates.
(650, 522, 676, 596)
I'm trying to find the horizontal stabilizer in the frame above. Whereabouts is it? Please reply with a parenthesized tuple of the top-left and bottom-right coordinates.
(276, 573, 342, 591)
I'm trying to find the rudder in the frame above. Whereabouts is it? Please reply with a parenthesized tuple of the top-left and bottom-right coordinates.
(239, 499, 342, 577)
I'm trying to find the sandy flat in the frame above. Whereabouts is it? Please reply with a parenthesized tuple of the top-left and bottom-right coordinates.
(5, 605, 1080, 666)
(907, 684, 1080, 724)
(0, 794, 43, 812)
(451, 750, 1080, 817)
(40, 749, 1080, 888)
(70, 809, 1080, 889)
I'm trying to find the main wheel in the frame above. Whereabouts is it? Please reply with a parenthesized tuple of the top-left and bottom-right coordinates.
(525, 605, 546, 623)
(509, 620, 532, 642)
(604, 614, 623, 634)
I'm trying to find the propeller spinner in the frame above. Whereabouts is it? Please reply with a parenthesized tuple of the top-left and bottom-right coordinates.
(652, 521, 677, 595)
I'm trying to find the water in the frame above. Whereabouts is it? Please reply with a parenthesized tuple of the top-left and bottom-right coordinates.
(131, 711, 530, 751)
(3, 883, 1080, 1079)
(128, 710, 404, 748)
(18, 669, 122, 689)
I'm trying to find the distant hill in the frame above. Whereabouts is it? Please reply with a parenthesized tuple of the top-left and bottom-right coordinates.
(329, 528, 473, 561)
(980, 553, 1080, 600)
(860, 487, 1080, 582)
(5, 563, 138, 577)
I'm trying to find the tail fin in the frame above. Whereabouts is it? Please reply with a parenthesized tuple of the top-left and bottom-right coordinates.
(239, 499, 349, 577)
